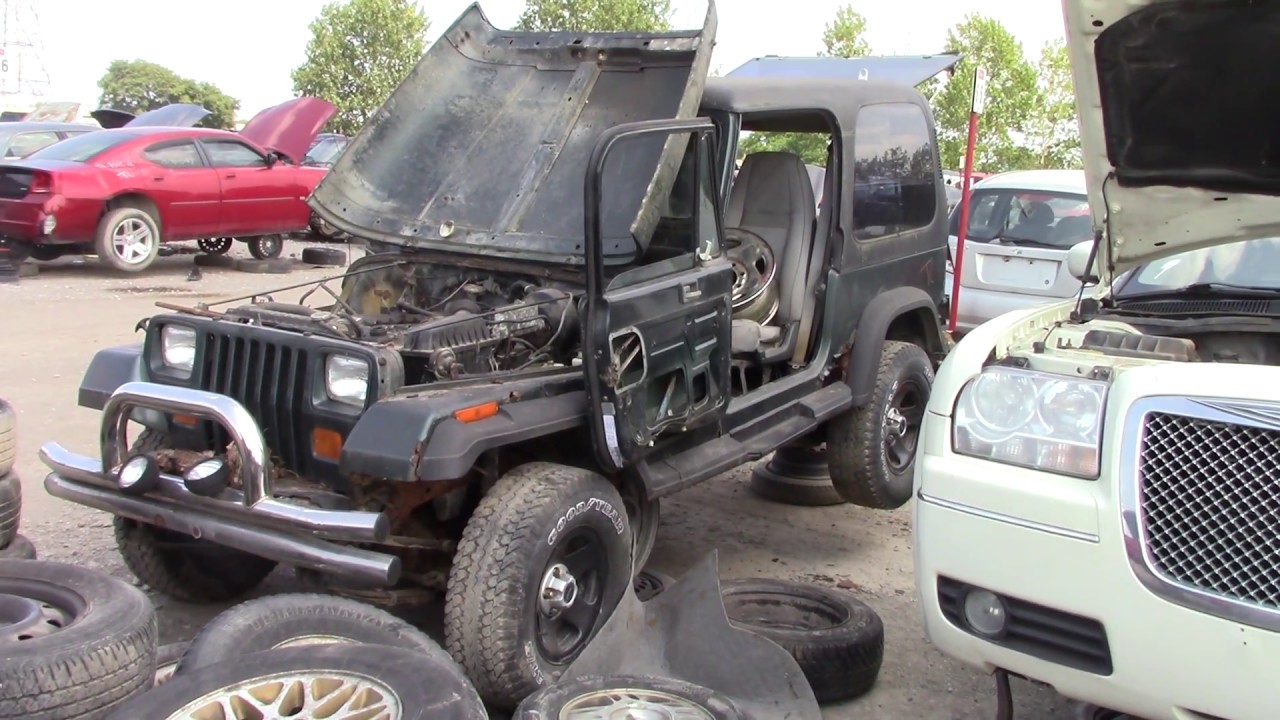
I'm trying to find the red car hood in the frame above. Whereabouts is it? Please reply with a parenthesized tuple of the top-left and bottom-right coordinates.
(239, 97, 337, 165)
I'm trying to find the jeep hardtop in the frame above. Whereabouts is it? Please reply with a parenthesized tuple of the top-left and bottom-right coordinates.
(40, 2, 957, 709)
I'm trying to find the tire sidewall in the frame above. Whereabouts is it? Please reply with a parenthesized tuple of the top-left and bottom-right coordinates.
(720, 578, 881, 646)
(865, 345, 934, 505)
(96, 208, 159, 272)
(518, 484, 631, 688)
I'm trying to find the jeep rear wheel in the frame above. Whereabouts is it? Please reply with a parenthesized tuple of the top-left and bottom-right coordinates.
(827, 340, 933, 509)
(444, 462, 633, 711)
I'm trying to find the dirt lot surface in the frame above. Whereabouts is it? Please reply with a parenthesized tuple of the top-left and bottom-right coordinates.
(1, 240, 1079, 719)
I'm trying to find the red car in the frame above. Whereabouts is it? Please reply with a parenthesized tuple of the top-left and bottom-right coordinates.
(0, 96, 337, 272)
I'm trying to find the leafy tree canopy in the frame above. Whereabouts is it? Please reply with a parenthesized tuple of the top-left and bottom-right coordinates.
(97, 60, 239, 129)
(515, 0, 673, 32)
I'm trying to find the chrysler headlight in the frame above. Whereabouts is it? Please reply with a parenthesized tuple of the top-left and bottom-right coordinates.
(325, 355, 369, 407)
(953, 366, 1108, 478)
(160, 325, 196, 374)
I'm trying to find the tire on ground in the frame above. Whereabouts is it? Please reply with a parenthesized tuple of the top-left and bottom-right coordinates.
(300, 246, 347, 267)
(106, 645, 488, 720)
(0, 473, 18, 549)
(748, 463, 845, 507)
(515, 675, 744, 719)
(719, 577, 885, 704)
(0, 533, 34, 560)
(94, 207, 160, 273)
(234, 258, 291, 274)
(193, 253, 236, 268)
(0, 398, 15, 476)
(177, 592, 458, 673)
(826, 340, 934, 509)
(0, 559, 157, 719)
(152, 641, 188, 687)
(445, 462, 634, 711)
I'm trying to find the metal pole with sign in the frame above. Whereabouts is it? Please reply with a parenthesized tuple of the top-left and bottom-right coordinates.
(947, 65, 987, 335)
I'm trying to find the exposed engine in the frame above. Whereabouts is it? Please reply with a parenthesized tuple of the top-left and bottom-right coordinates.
(1076, 327, 1280, 365)
(221, 259, 581, 383)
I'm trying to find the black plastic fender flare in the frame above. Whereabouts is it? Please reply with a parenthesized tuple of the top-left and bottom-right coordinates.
(845, 286, 943, 406)
(77, 345, 144, 410)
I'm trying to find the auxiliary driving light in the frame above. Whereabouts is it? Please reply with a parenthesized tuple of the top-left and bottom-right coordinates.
(963, 589, 1008, 637)
(116, 455, 160, 496)
(183, 457, 230, 497)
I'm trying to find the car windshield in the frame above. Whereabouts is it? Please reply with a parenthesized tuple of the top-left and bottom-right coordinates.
(948, 188, 1091, 248)
(25, 130, 139, 162)
(1114, 236, 1280, 297)
(304, 136, 347, 166)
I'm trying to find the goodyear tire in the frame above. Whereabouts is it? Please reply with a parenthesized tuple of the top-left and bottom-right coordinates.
(177, 593, 457, 674)
(445, 462, 633, 710)
(720, 577, 885, 704)
(106, 645, 487, 720)
(0, 559, 157, 719)
(515, 675, 743, 719)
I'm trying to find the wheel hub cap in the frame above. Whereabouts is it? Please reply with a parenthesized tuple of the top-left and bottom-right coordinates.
(560, 688, 714, 720)
(0, 592, 71, 642)
(169, 670, 401, 720)
(112, 218, 153, 264)
(884, 406, 908, 438)
(540, 563, 579, 617)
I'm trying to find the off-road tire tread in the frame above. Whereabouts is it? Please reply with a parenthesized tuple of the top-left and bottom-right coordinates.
(0, 398, 14, 477)
(445, 462, 630, 709)
(720, 578, 884, 704)
(827, 340, 933, 509)
(0, 473, 19, 548)
(113, 430, 275, 603)
(0, 560, 157, 719)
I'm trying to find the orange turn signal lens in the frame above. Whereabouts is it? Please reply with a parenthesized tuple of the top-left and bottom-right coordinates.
(173, 414, 199, 427)
(454, 402, 500, 424)
(312, 427, 344, 461)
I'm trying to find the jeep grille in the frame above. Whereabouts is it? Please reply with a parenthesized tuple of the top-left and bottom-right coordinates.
(1137, 410, 1280, 612)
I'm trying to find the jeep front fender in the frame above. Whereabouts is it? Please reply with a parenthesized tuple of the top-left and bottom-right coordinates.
(78, 345, 145, 410)
(847, 286, 944, 406)
(340, 376, 587, 483)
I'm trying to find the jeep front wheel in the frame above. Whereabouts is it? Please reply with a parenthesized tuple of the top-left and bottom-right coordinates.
(444, 462, 633, 711)
(827, 340, 934, 509)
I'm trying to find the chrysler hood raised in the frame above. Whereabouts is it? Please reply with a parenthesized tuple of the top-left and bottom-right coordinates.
(90, 104, 211, 129)
(1065, 0, 1280, 279)
(239, 97, 337, 165)
(309, 1, 717, 266)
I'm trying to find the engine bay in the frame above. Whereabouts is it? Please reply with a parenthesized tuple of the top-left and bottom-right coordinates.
(1046, 314, 1280, 367)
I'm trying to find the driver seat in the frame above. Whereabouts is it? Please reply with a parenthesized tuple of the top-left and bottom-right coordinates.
(724, 151, 816, 355)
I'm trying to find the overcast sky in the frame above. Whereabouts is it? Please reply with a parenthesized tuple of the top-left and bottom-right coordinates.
(32, 0, 1066, 120)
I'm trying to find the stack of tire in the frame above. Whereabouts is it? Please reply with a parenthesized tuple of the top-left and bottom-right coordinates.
(0, 399, 33, 561)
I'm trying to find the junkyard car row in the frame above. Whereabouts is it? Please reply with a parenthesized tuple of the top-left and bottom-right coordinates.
(0, 0, 1274, 718)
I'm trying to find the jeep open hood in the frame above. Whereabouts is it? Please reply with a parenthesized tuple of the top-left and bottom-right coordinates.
(1066, 0, 1280, 277)
(728, 54, 960, 87)
(309, 1, 717, 266)
(239, 97, 337, 165)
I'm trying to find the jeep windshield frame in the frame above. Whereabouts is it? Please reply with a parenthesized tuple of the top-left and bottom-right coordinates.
(308, 1, 718, 268)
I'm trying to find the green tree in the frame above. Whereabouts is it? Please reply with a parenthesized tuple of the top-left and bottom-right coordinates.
(1024, 39, 1081, 168)
(515, 0, 672, 32)
(291, 0, 429, 136)
(97, 60, 239, 129)
(738, 3, 870, 165)
(928, 14, 1039, 172)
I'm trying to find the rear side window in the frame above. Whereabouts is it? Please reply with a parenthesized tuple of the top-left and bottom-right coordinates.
(26, 130, 139, 162)
(852, 103, 937, 240)
(6, 131, 60, 158)
(144, 141, 204, 169)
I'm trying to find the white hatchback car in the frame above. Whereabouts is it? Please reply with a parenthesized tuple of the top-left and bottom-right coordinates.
(944, 169, 1092, 333)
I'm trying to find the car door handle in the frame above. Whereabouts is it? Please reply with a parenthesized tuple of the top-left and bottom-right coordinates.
(152, 176, 164, 182)
(680, 281, 702, 301)
(224, 173, 236, 179)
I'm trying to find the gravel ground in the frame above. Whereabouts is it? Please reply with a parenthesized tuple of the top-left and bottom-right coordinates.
(0, 239, 1078, 719)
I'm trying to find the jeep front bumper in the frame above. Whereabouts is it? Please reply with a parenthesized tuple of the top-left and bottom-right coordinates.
(40, 381, 401, 586)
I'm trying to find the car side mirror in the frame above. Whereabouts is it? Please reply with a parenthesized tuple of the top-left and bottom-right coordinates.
(1067, 240, 1098, 282)
(265, 152, 279, 167)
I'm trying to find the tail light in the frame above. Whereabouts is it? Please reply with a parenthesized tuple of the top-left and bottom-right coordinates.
(27, 171, 53, 194)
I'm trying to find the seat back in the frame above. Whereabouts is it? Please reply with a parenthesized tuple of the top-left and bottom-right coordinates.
(725, 151, 816, 323)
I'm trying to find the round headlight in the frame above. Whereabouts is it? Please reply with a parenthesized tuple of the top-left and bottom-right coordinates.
(117, 455, 160, 496)
(183, 457, 229, 497)
(1038, 381, 1103, 438)
(160, 325, 197, 374)
(967, 371, 1036, 435)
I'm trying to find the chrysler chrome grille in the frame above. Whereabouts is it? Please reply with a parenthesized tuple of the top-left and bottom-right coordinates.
(1137, 409, 1280, 612)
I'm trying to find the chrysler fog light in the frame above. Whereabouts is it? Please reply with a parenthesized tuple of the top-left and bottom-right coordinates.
(117, 455, 159, 496)
(963, 589, 1008, 637)
(40, 214, 56, 235)
(160, 325, 197, 374)
(325, 355, 369, 407)
(183, 457, 230, 497)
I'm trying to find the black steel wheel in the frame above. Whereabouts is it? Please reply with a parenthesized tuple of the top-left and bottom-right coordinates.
(0, 559, 157, 719)
(247, 235, 283, 260)
(827, 340, 935, 509)
(445, 462, 633, 711)
(515, 675, 743, 719)
(196, 237, 232, 255)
